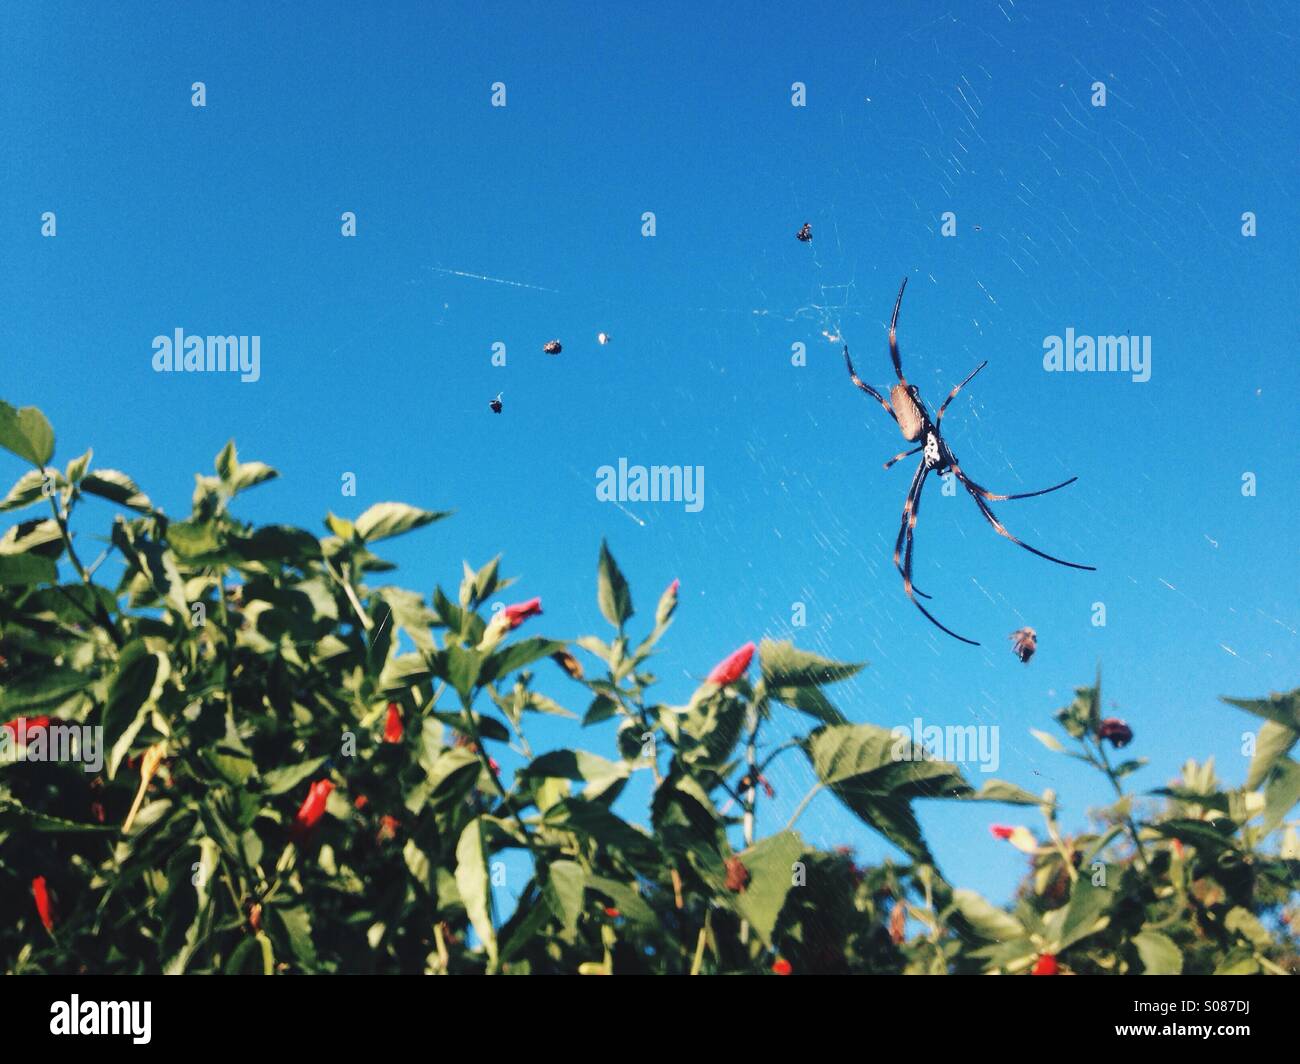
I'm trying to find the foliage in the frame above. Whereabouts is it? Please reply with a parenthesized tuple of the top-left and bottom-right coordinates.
(0, 401, 1295, 974)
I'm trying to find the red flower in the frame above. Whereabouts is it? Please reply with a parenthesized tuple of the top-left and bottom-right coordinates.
(604, 907, 621, 918)
(1031, 953, 1059, 976)
(3, 715, 53, 739)
(990, 824, 1015, 840)
(772, 958, 793, 976)
(353, 794, 370, 810)
(377, 815, 401, 842)
(291, 779, 334, 839)
(1097, 717, 1133, 748)
(502, 597, 543, 629)
(32, 876, 54, 933)
(383, 702, 404, 743)
(706, 642, 755, 686)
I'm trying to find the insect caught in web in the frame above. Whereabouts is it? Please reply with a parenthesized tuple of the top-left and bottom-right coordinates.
(489, 393, 503, 414)
(843, 278, 1094, 645)
(1009, 626, 1037, 663)
(796, 222, 812, 242)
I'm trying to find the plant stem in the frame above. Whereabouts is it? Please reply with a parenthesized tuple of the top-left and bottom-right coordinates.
(1094, 740, 1151, 871)
(785, 782, 823, 832)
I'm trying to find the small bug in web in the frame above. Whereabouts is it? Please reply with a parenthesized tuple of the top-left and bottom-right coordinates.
(542, 339, 562, 355)
(843, 278, 1094, 645)
(796, 222, 812, 243)
(489, 393, 503, 414)
(1009, 627, 1037, 663)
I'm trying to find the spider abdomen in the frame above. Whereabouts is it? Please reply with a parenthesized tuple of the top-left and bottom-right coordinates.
(890, 384, 925, 440)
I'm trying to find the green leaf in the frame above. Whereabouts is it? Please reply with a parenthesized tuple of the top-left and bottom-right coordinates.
(582, 694, 620, 727)
(1261, 758, 1300, 834)
(0, 401, 55, 467)
(163, 838, 219, 975)
(759, 638, 864, 688)
(441, 645, 484, 703)
(1222, 688, 1300, 730)
(965, 779, 1043, 805)
(0, 666, 95, 715)
(430, 710, 510, 743)
(524, 749, 630, 798)
(354, 502, 450, 543)
(728, 831, 804, 947)
(769, 684, 848, 725)
(215, 440, 238, 481)
(544, 859, 587, 934)
(1213, 947, 1259, 975)
(542, 799, 658, 874)
(229, 461, 278, 494)
(1132, 929, 1182, 974)
(0, 795, 115, 834)
(455, 818, 498, 968)
(481, 637, 565, 685)
(596, 540, 633, 629)
(81, 470, 151, 512)
(0, 469, 51, 513)
(586, 875, 657, 928)
(949, 889, 1026, 941)
(64, 448, 92, 484)
(0, 552, 56, 585)
(1246, 720, 1299, 790)
(1056, 877, 1113, 951)
(260, 759, 331, 797)
(102, 643, 169, 779)
(0, 517, 62, 556)
(1224, 907, 1272, 950)
(1030, 728, 1065, 753)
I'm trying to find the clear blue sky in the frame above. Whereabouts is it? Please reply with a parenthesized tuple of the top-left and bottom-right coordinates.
(2, 1, 1297, 905)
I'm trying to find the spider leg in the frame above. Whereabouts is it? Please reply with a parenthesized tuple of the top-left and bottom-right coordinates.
(936, 360, 988, 425)
(843, 345, 899, 424)
(953, 469, 1096, 571)
(893, 460, 933, 599)
(888, 278, 908, 382)
(954, 463, 1080, 502)
(899, 466, 981, 644)
(883, 445, 922, 470)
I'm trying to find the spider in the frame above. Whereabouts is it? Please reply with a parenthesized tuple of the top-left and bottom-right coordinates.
(796, 222, 813, 242)
(489, 393, 503, 414)
(843, 278, 1094, 645)
(543, 339, 562, 355)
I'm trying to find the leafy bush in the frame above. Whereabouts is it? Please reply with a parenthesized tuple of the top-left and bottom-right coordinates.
(1, 400, 1295, 974)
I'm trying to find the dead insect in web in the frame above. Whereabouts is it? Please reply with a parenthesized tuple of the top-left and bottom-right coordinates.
(796, 222, 812, 242)
(1009, 627, 1037, 663)
(596, 332, 611, 345)
(489, 393, 503, 414)
(724, 856, 750, 893)
(542, 339, 562, 355)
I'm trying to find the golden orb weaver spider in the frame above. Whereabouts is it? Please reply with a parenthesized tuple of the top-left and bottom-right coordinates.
(843, 278, 1095, 645)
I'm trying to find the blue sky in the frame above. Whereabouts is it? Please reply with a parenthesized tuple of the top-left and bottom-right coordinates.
(2, 1, 1297, 906)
